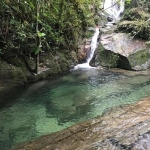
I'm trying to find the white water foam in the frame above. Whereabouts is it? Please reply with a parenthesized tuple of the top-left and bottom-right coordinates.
(104, 0, 125, 22)
(73, 28, 99, 70)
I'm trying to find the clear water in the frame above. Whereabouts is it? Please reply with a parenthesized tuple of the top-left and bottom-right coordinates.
(0, 69, 150, 150)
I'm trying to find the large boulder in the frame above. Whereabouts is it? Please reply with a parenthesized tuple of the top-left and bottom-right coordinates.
(99, 32, 150, 70)
(0, 49, 78, 92)
(0, 59, 27, 91)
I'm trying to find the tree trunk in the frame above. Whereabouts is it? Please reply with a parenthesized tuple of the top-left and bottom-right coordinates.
(36, 0, 40, 74)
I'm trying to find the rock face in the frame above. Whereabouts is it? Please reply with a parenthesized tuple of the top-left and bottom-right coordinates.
(0, 50, 78, 93)
(13, 97, 150, 150)
(77, 28, 95, 63)
(99, 32, 150, 70)
(0, 59, 27, 91)
(77, 39, 91, 63)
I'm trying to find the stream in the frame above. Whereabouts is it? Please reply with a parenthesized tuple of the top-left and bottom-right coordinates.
(1, 0, 150, 149)
(0, 68, 150, 150)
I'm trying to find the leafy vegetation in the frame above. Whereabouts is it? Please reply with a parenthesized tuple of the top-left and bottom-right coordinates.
(119, 0, 150, 40)
(0, 0, 101, 72)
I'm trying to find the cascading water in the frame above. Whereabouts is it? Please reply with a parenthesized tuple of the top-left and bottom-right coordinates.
(86, 28, 100, 64)
(73, 0, 125, 70)
(73, 27, 99, 69)
(104, 0, 125, 22)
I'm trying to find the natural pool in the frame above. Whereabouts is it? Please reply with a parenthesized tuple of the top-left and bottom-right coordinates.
(0, 69, 150, 150)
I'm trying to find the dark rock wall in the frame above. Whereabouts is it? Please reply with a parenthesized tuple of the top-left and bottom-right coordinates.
(0, 59, 27, 91)
(0, 50, 78, 92)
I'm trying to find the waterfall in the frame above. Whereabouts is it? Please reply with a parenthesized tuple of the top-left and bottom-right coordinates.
(87, 28, 100, 64)
(72, 0, 125, 70)
(73, 27, 99, 70)
(104, 0, 125, 22)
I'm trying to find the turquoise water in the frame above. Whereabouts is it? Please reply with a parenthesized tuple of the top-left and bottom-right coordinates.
(0, 69, 150, 149)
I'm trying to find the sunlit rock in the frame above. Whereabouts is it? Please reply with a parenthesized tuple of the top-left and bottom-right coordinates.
(99, 32, 150, 70)
(13, 97, 150, 150)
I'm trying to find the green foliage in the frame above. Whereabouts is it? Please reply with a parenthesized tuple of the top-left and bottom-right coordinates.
(125, 0, 132, 4)
(128, 49, 150, 66)
(130, 0, 150, 11)
(119, 0, 150, 40)
(99, 45, 119, 68)
(0, 0, 100, 58)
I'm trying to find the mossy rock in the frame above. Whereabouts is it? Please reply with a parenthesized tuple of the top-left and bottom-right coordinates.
(0, 47, 78, 90)
(57, 53, 70, 71)
(123, 8, 142, 20)
(128, 50, 150, 67)
(99, 32, 150, 70)
(83, 29, 95, 39)
(40, 52, 54, 63)
(0, 59, 27, 90)
(6, 57, 35, 81)
(98, 45, 119, 68)
(118, 7, 150, 40)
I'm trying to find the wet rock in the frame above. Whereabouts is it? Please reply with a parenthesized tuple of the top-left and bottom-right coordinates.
(99, 33, 150, 70)
(77, 39, 92, 63)
(13, 97, 150, 150)
(107, 16, 114, 22)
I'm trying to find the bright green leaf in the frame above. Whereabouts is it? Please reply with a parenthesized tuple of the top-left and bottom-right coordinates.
(37, 32, 46, 37)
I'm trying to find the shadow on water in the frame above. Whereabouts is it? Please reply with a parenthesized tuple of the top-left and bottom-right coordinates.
(0, 69, 150, 149)
(0, 87, 26, 109)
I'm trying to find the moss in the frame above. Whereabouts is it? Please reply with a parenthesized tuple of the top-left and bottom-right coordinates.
(48, 60, 61, 74)
(98, 45, 119, 68)
(7, 57, 36, 81)
(58, 53, 70, 71)
(128, 49, 150, 66)
(8, 66, 27, 84)
(70, 51, 78, 63)
(118, 7, 150, 40)
(84, 30, 94, 38)
(86, 17, 95, 27)
(0, 60, 27, 90)
(0, 45, 78, 90)
(123, 8, 142, 20)
(39, 50, 77, 76)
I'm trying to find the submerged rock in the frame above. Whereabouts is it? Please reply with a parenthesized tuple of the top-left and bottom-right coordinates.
(13, 97, 150, 150)
(99, 32, 150, 70)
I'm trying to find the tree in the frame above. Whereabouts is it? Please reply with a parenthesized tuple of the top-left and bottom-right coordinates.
(0, 0, 101, 73)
